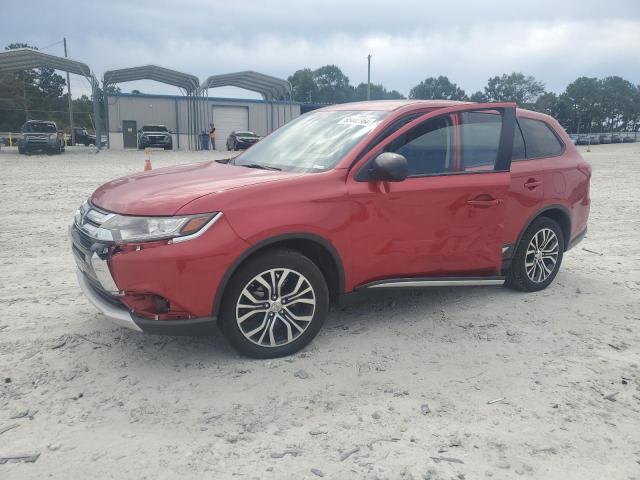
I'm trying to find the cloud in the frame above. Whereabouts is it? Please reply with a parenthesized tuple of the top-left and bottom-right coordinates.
(4, 0, 640, 98)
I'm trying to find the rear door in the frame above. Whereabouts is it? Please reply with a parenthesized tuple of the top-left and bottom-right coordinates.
(347, 103, 516, 287)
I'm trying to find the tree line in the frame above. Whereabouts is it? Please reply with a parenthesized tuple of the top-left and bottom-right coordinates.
(289, 67, 640, 133)
(1, 40, 638, 134)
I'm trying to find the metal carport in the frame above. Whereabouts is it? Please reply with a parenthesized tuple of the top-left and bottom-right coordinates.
(200, 71, 293, 135)
(0, 48, 103, 150)
(103, 65, 201, 149)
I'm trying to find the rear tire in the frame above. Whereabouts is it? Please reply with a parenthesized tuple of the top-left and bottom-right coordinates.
(505, 216, 564, 292)
(219, 248, 329, 358)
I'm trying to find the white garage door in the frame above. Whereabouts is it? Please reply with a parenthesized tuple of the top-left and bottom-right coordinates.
(212, 106, 249, 151)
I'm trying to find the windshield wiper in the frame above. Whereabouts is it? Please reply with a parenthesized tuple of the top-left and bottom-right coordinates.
(242, 163, 282, 171)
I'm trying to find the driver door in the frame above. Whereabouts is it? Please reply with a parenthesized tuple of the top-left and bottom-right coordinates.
(347, 104, 516, 287)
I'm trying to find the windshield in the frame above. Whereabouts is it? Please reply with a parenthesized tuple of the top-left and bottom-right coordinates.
(234, 110, 388, 172)
(23, 122, 56, 133)
(142, 126, 168, 132)
(235, 131, 257, 137)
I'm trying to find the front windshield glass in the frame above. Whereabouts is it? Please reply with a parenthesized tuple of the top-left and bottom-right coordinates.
(142, 126, 167, 132)
(23, 122, 56, 133)
(234, 110, 388, 172)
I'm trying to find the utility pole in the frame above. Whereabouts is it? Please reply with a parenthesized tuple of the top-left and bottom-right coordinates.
(64, 38, 75, 146)
(367, 54, 372, 101)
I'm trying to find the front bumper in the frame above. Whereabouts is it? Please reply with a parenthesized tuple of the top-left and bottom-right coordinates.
(76, 271, 217, 335)
(20, 137, 58, 149)
(236, 140, 258, 149)
(70, 204, 248, 335)
(139, 135, 172, 147)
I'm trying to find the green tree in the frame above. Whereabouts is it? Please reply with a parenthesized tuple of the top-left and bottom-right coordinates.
(353, 82, 405, 101)
(312, 65, 354, 104)
(599, 76, 638, 131)
(563, 77, 601, 133)
(483, 72, 546, 107)
(469, 91, 487, 102)
(288, 68, 318, 102)
(533, 92, 558, 116)
(409, 76, 467, 100)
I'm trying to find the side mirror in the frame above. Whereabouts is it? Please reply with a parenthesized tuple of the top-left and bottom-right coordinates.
(369, 152, 408, 182)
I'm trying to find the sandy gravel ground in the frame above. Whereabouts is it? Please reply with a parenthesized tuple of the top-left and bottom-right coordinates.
(0, 144, 639, 480)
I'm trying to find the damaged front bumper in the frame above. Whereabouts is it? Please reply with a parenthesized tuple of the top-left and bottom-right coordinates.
(70, 218, 216, 336)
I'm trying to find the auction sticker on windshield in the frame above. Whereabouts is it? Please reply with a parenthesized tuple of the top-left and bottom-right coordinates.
(337, 114, 380, 127)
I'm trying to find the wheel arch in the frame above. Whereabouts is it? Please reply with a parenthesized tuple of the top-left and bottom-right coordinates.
(515, 204, 572, 253)
(212, 233, 346, 317)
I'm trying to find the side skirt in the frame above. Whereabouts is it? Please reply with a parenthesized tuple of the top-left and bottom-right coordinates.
(357, 276, 505, 290)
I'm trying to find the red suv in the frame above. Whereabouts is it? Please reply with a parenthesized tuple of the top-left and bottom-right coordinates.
(71, 100, 591, 358)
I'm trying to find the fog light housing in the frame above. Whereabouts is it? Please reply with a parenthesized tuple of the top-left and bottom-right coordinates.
(152, 295, 170, 314)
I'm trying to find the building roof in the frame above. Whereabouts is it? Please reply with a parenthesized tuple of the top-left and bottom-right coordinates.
(0, 47, 92, 77)
(200, 71, 292, 100)
(103, 65, 200, 92)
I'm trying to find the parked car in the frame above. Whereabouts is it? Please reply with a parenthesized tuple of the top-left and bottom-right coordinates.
(610, 134, 622, 143)
(575, 135, 590, 145)
(599, 134, 612, 144)
(71, 126, 104, 146)
(137, 125, 173, 150)
(226, 130, 261, 151)
(18, 120, 65, 154)
(622, 135, 636, 143)
(588, 135, 600, 145)
(70, 100, 591, 358)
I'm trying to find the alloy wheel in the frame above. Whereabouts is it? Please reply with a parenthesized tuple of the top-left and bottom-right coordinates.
(525, 228, 559, 283)
(235, 268, 316, 347)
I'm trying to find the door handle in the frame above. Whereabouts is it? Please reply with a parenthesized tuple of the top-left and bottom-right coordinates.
(467, 197, 502, 207)
(524, 179, 542, 190)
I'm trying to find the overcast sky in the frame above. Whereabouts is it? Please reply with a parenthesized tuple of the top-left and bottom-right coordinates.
(3, 0, 640, 99)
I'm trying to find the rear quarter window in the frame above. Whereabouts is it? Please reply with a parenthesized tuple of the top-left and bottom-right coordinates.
(519, 117, 564, 158)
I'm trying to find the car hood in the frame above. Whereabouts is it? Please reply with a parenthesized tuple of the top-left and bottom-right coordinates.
(91, 160, 302, 216)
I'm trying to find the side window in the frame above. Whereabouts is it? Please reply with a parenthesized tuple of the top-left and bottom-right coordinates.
(459, 111, 502, 171)
(352, 113, 423, 168)
(385, 116, 453, 176)
(519, 118, 563, 158)
(512, 120, 526, 161)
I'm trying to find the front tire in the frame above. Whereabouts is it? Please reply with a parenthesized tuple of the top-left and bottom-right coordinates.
(506, 216, 564, 292)
(219, 249, 329, 358)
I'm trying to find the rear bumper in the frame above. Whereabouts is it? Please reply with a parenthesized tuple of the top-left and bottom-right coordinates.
(76, 270, 217, 335)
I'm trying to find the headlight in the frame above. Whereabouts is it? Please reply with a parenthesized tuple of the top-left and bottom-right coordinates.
(75, 201, 220, 243)
(100, 213, 218, 242)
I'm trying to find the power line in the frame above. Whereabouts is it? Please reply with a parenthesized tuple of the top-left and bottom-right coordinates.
(38, 40, 64, 52)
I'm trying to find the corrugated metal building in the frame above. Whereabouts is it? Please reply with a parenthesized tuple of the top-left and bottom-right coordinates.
(107, 93, 301, 150)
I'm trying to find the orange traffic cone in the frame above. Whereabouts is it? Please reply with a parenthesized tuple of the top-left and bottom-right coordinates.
(143, 147, 152, 171)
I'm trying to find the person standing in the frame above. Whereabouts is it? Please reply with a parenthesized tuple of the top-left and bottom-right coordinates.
(209, 124, 216, 151)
